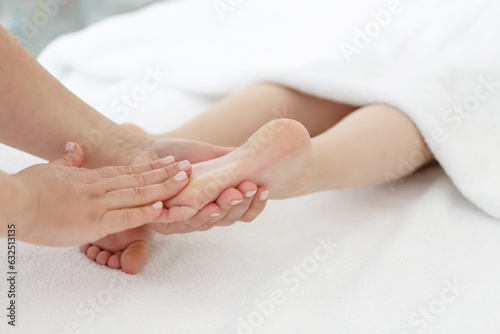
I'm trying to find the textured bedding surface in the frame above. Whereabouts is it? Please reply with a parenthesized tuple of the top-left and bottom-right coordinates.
(1, 0, 500, 333)
(1, 157, 500, 334)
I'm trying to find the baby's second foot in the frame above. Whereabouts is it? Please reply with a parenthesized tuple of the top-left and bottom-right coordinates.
(166, 119, 315, 210)
(80, 225, 154, 275)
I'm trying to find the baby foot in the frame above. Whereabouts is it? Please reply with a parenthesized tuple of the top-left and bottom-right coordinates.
(166, 119, 314, 210)
(80, 224, 154, 275)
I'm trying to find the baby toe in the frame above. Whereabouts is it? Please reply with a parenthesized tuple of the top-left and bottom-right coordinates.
(86, 246, 101, 261)
(96, 251, 112, 265)
(107, 253, 122, 269)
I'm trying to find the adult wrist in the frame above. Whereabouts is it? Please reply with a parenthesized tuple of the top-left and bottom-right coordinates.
(0, 172, 33, 239)
(79, 121, 152, 168)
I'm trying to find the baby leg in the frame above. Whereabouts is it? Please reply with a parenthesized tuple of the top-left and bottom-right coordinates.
(165, 104, 435, 210)
(309, 103, 435, 192)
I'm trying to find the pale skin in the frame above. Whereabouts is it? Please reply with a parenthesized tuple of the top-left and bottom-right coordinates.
(103, 83, 436, 274)
(0, 25, 268, 274)
(0, 145, 197, 247)
(0, 23, 434, 274)
(136, 82, 435, 205)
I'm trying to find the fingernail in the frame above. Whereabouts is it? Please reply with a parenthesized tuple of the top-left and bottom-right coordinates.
(244, 190, 257, 198)
(178, 160, 191, 171)
(162, 156, 175, 165)
(174, 171, 188, 182)
(209, 212, 220, 218)
(64, 142, 75, 152)
(259, 190, 270, 201)
(230, 199, 243, 206)
(152, 201, 163, 210)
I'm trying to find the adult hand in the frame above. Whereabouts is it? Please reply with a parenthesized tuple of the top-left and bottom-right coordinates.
(11, 142, 194, 247)
(150, 180, 269, 234)
(0, 24, 266, 240)
(85, 130, 269, 233)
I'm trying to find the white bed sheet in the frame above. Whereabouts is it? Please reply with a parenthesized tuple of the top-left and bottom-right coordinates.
(1, 88, 499, 334)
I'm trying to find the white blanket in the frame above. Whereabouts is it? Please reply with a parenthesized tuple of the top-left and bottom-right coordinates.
(38, 0, 500, 220)
(1, 0, 500, 333)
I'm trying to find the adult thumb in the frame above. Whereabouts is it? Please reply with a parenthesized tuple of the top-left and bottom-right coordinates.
(51, 142, 84, 167)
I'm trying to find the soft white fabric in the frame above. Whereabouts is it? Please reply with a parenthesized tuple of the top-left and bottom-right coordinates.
(1, 0, 500, 333)
(37, 0, 500, 220)
(1, 163, 500, 334)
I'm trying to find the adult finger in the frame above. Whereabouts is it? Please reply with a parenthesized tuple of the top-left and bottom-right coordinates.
(97, 157, 190, 178)
(100, 201, 165, 235)
(105, 171, 189, 209)
(150, 203, 220, 235)
(215, 181, 257, 226)
(102, 161, 191, 191)
(239, 187, 269, 223)
(204, 187, 245, 226)
(50, 142, 84, 167)
(100, 201, 198, 236)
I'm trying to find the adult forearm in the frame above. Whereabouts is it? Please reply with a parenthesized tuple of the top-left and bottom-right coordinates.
(0, 171, 29, 238)
(0, 25, 142, 167)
